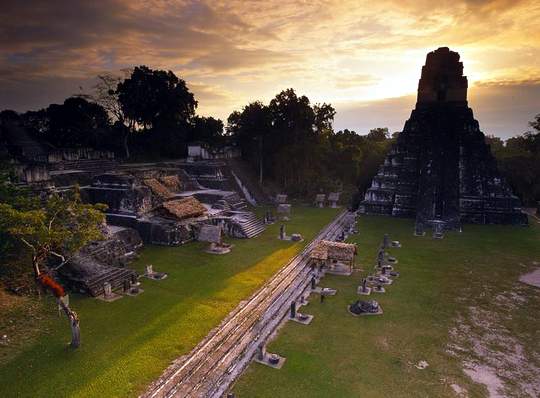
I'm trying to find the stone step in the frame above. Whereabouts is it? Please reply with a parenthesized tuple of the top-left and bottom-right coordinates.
(86, 268, 137, 297)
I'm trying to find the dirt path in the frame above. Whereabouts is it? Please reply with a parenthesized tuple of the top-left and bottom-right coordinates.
(447, 280, 540, 397)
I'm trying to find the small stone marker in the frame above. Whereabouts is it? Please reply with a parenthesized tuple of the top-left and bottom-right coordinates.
(279, 224, 286, 240)
(145, 264, 168, 280)
(258, 343, 266, 361)
(315, 193, 325, 208)
(383, 233, 389, 248)
(254, 347, 286, 369)
(277, 204, 291, 218)
(357, 278, 372, 295)
(145, 264, 154, 276)
(291, 233, 303, 241)
(373, 284, 386, 293)
(276, 194, 288, 204)
(377, 248, 385, 267)
(103, 282, 112, 298)
(328, 192, 340, 208)
(268, 354, 280, 365)
(290, 301, 296, 319)
(432, 221, 445, 239)
(414, 221, 425, 236)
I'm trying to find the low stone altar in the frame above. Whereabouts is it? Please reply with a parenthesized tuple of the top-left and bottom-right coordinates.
(199, 224, 231, 254)
(315, 193, 326, 208)
(348, 300, 383, 316)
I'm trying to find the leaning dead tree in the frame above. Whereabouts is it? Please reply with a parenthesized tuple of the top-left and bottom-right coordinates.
(0, 188, 106, 348)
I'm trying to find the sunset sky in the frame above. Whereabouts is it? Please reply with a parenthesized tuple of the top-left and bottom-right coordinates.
(1, 0, 539, 138)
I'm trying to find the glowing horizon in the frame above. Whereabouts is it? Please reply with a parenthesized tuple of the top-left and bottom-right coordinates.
(1, 0, 539, 138)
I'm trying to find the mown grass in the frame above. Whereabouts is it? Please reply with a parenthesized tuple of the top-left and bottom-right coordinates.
(0, 206, 338, 398)
(233, 215, 540, 398)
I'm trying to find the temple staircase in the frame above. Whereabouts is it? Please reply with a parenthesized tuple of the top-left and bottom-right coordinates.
(224, 192, 248, 210)
(85, 267, 137, 297)
(233, 212, 266, 238)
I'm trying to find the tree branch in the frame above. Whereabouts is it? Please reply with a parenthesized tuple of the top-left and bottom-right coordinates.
(49, 250, 68, 270)
(20, 237, 37, 254)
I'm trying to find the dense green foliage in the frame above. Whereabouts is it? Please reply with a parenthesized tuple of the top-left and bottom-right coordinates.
(0, 176, 105, 292)
(227, 90, 394, 198)
(234, 215, 540, 397)
(0, 207, 338, 397)
(486, 114, 540, 206)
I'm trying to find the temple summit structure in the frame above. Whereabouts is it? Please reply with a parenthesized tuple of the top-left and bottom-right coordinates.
(361, 47, 527, 230)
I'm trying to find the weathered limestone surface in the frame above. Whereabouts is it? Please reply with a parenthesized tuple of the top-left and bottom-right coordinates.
(362, 47, 527, 229)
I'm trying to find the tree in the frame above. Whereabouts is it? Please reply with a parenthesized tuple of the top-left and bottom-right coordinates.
(487, 114, 540, 206)
(227, 101, 273, 184)
(485, 134, 505, 157)
(19, 97, 111, 150)
(367, 127, 389, 142)
(0, 190, 106, 348)
(89, 72, 133, 158)
(45, 97, 111, 148)
(189, 116, 224, 146)
(313, 103, 336, 136)
(116, 66, 197, 130)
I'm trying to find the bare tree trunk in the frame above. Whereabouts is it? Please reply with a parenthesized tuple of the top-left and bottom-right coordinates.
(123, 131, 130, 159)
(57, 298, 81, 349)
(33, 258, 81, 349)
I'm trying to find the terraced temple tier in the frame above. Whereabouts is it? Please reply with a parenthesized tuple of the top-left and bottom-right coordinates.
(361, 47, 527, 230)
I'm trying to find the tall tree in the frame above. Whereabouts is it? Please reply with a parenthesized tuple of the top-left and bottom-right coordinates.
(89, 72, 133, 158)
(227, 101, 273, 184)
(46, 97, 111, 148)
(0, 190, 106, 348)
(189, 116, 224, 146)
(19, 97, 111, 149)
(116, 66, 197, 130)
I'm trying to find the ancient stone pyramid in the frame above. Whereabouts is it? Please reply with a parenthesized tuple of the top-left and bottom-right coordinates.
(361, 47, 527, 229)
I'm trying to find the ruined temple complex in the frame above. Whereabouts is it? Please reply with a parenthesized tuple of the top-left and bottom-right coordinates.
(0, 120, 271, 295)
(361, 47, 527, 230)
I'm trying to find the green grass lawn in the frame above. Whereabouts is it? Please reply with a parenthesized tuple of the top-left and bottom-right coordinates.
(233, 215, 540, 398)
(0, 206, 339, 398)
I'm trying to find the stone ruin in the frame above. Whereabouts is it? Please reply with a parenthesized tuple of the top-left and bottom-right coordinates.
(315, 193, 326, 208)
(82, 169, 266, 245)
(349, 300, 382, 316)
(361, 47, 527, 230)
(198, 224, 232, 254)
(59, 225, 142, 297)
(328, 192, 340, 208)
(1, 119, 270, 296)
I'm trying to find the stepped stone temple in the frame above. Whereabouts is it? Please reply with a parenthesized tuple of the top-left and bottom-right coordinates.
(361, 47, 527, 230)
